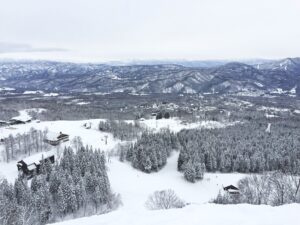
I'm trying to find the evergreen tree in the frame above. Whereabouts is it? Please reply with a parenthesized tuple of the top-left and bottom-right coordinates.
(184, 163, 196, 183)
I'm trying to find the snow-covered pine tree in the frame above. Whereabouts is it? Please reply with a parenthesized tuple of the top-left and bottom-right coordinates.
(184, 163, 196, 183)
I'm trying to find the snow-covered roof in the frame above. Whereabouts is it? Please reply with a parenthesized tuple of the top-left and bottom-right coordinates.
(22, 152, 53, 165)
(46, 132, 60, 141)
(46, 132, 65, 141)
(27, 164, 37, 171)
(46, 131, 69, 141)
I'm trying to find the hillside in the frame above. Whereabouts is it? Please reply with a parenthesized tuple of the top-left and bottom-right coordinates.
(0, 59, 299, 95)
(53, 203, 300, 225)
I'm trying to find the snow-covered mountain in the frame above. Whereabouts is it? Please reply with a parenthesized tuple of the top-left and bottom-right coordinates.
(257, 58, 300, 74)
(0, 58, 299, 95)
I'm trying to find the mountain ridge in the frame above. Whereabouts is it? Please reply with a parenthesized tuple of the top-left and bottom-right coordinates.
(0, 58, 299, 95)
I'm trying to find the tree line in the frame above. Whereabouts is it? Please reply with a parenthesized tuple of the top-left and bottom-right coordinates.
(98, 119, 143, 141)
(213, 172, 300, 206)
(0, 146, 121, 225)
(2, 128, 50, 163)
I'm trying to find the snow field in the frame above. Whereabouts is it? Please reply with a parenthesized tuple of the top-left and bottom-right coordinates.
(139, 118, 239, 133)
(108, 153, 244, 210)
(53, 202, 300, 225)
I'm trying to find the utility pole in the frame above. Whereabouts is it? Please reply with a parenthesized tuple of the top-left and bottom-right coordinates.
(104, 135, 108, 145)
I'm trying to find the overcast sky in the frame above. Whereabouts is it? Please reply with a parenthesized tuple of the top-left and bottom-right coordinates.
(0, 0, 299, 62)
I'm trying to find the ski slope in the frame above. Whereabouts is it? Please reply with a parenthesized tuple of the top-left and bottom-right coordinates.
(108, 153, 244, 210)
(53, 203, 300, 225)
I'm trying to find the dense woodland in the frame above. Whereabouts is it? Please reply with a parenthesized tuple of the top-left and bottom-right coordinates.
(177, 119, 300, 175)
(0, 146, 120, 225)
(119, 118, 300, 184)
(0, 105, 18, 121)
(122, 130, 180, 173)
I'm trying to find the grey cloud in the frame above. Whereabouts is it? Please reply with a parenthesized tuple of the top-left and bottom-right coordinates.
(0, 42, 68, 54)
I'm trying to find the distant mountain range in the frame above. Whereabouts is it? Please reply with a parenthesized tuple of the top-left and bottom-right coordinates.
(0, 58, 299, 95)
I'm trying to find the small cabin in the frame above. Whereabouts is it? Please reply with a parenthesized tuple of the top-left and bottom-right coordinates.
(17, 153, 55, 179)
(44, 132, 69, 146)
(223, 185, 240, 194)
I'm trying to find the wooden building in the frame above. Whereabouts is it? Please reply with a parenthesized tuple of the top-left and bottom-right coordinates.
(44, 132, 69, 146)
(17, 153, 55, 179)
(223, 185, 240, 194)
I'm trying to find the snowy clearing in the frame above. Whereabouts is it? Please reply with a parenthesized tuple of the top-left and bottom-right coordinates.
(257, 106, 290, 112)
(11, 108, 46, 121)
(0, 119, 123, 151)
(139, 118, 239, 133)
(108, 153, 244, 210)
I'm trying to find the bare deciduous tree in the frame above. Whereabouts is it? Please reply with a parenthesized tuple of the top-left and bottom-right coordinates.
(145, 189, 185, 210)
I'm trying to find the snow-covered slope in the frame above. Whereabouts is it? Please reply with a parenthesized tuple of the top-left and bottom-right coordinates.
(52, 203, 300, 225)
(108, 153, 244, 210)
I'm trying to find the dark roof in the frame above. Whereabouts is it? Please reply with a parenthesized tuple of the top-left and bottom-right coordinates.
(223, 185, 239, 191)
(57, 133, 69, 138)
